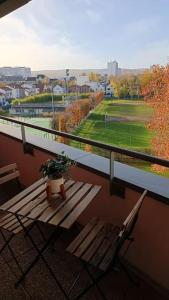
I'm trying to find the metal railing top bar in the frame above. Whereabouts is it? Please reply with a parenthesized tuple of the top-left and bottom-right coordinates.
(0, 115, 169, 168)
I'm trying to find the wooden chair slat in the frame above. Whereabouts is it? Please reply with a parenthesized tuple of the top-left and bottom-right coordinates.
(0, 177, 45, 211)
(61, 185, 101, 229)
(99, 244, 116, 271)
(74, 219, 105, 258)
(0, 163, 17, 175)
(90, 232, 113, 267)
(82, 226, 117, 263)
(49, 183, 92, 227)
(67, 217, 98, 253)
(0, 171, 20, 185)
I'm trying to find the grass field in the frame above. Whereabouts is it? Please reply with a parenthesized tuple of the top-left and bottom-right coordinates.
(72, 99, 153, 152)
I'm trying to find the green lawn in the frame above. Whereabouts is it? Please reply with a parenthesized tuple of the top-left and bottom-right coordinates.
(72, 99, 153, 152)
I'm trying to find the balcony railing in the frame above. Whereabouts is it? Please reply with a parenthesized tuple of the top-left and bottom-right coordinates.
(0, 115, 169, 196)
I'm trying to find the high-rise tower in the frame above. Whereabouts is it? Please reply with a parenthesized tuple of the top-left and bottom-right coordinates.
(107, 61, 118, 76)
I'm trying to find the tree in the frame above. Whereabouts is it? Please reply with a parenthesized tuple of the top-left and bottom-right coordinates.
(143, 65, 169, 172)
(89, 72, 101, 82)
(139, 70, 153, 92)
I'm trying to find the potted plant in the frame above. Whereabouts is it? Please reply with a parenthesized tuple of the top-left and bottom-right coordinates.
(40, 151, 73, 194)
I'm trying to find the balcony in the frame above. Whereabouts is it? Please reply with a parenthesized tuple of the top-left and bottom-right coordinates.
(0, 116, 169, 299)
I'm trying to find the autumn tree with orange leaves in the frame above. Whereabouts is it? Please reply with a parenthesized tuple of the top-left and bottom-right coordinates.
(143, 65, 169, 173)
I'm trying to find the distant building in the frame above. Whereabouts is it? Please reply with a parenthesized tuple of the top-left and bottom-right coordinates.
(0, 90, 5, 103)
(76, 75, 89, 86)
(10, 103, 66, 116)
(105, 84, 114, 96)
(37, 74, 46, 81)
(0, 76, 24, 83)
(107, 61, 118, 76)
(53, 85, 65, 95)
(25, 77, 37, 84)
(0, 67, 31, 78)
(88, 82, 104, 92)
(79, 84, 91, 93)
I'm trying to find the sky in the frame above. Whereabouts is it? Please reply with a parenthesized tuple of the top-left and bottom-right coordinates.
(0, 0, 169, 70)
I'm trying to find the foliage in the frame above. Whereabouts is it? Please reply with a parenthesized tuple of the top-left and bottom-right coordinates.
(40, 151, 73, 179)
(12, 93, 62, 104)
(52, 92, 104, 135)
(0, 109, 8, 116)
(143, 65, 169, 172)
(109, 71, 153, 99)
(89, 72, 101, 82)
(84, 144, 93, 152)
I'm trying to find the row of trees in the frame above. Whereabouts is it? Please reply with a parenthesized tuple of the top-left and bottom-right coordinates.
(143, 65, 169, 173)
(52, 92, 104, 142)
(110, 70, 152, 99)
(12, 93, 63, 105)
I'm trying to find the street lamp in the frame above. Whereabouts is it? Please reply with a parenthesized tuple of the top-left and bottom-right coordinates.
(51, 82, 54, 122)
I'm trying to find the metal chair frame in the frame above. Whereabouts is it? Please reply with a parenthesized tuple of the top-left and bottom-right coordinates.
(67, 190, 147, 300)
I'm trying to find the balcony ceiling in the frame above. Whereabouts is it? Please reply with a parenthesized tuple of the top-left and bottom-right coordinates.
(0, 0, 31, 18)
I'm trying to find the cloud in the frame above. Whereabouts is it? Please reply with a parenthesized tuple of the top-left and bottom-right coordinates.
(86, 8, 101, 24)
(127, 40, 169, 67)
(0, 14, 101, 70)
(124, 17, 160, 37)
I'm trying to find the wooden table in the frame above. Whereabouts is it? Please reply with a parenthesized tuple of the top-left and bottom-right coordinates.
(0, 177, 101, 229)
(0, 177, 101, 293)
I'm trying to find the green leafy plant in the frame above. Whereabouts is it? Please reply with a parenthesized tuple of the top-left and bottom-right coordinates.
(40, 151, 73, 179)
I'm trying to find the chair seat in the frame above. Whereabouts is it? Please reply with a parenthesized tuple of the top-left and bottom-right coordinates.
(0, 212, 33, 234)
(67, 217, 120, 271)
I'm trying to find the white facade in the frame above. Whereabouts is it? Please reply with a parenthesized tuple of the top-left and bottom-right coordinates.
(0, 87, 13, 100)
(88, 82, 104, 92)
(0, 67, 31, 78)
(11, 88, 25, 99)
(76, 75, 89, 86)
(105, 84, 114, 95)
(53, 85, 65, 95)
(0, 93, 5, 103)
(107, 61, 118, 76)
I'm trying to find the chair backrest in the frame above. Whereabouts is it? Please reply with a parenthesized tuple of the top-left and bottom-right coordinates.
(0, 163, 20, 185)
(111, 189, 147, 266)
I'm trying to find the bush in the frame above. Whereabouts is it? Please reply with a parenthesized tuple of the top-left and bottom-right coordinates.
(12, 93, 63, 105)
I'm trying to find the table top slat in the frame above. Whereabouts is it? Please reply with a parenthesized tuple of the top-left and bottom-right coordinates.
(18, 192, 47, 216)
(0, 177, 45, 211)
(38, 181, 83, 222)
(29, 181, 83, 220)
(8, 183, 46, 214)
(27, 200, 50, 219)
(61, 185, 101, 229)
(0, 177, 102, 231)
(49, 183, 92, 227)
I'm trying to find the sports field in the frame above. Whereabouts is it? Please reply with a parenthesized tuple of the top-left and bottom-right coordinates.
(73, 99, 153, 152)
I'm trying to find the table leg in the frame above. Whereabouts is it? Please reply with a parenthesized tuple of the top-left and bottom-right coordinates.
(15, 216, 69, 300)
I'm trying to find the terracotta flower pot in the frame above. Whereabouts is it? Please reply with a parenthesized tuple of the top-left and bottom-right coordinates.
(49, 177, 64, 194)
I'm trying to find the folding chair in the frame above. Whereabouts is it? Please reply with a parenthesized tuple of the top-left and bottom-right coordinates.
(66, 189, 147, 300)
(0, 163, 21, 187)
(0, 212, 34, 275)
(0, 166, 46, 280)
